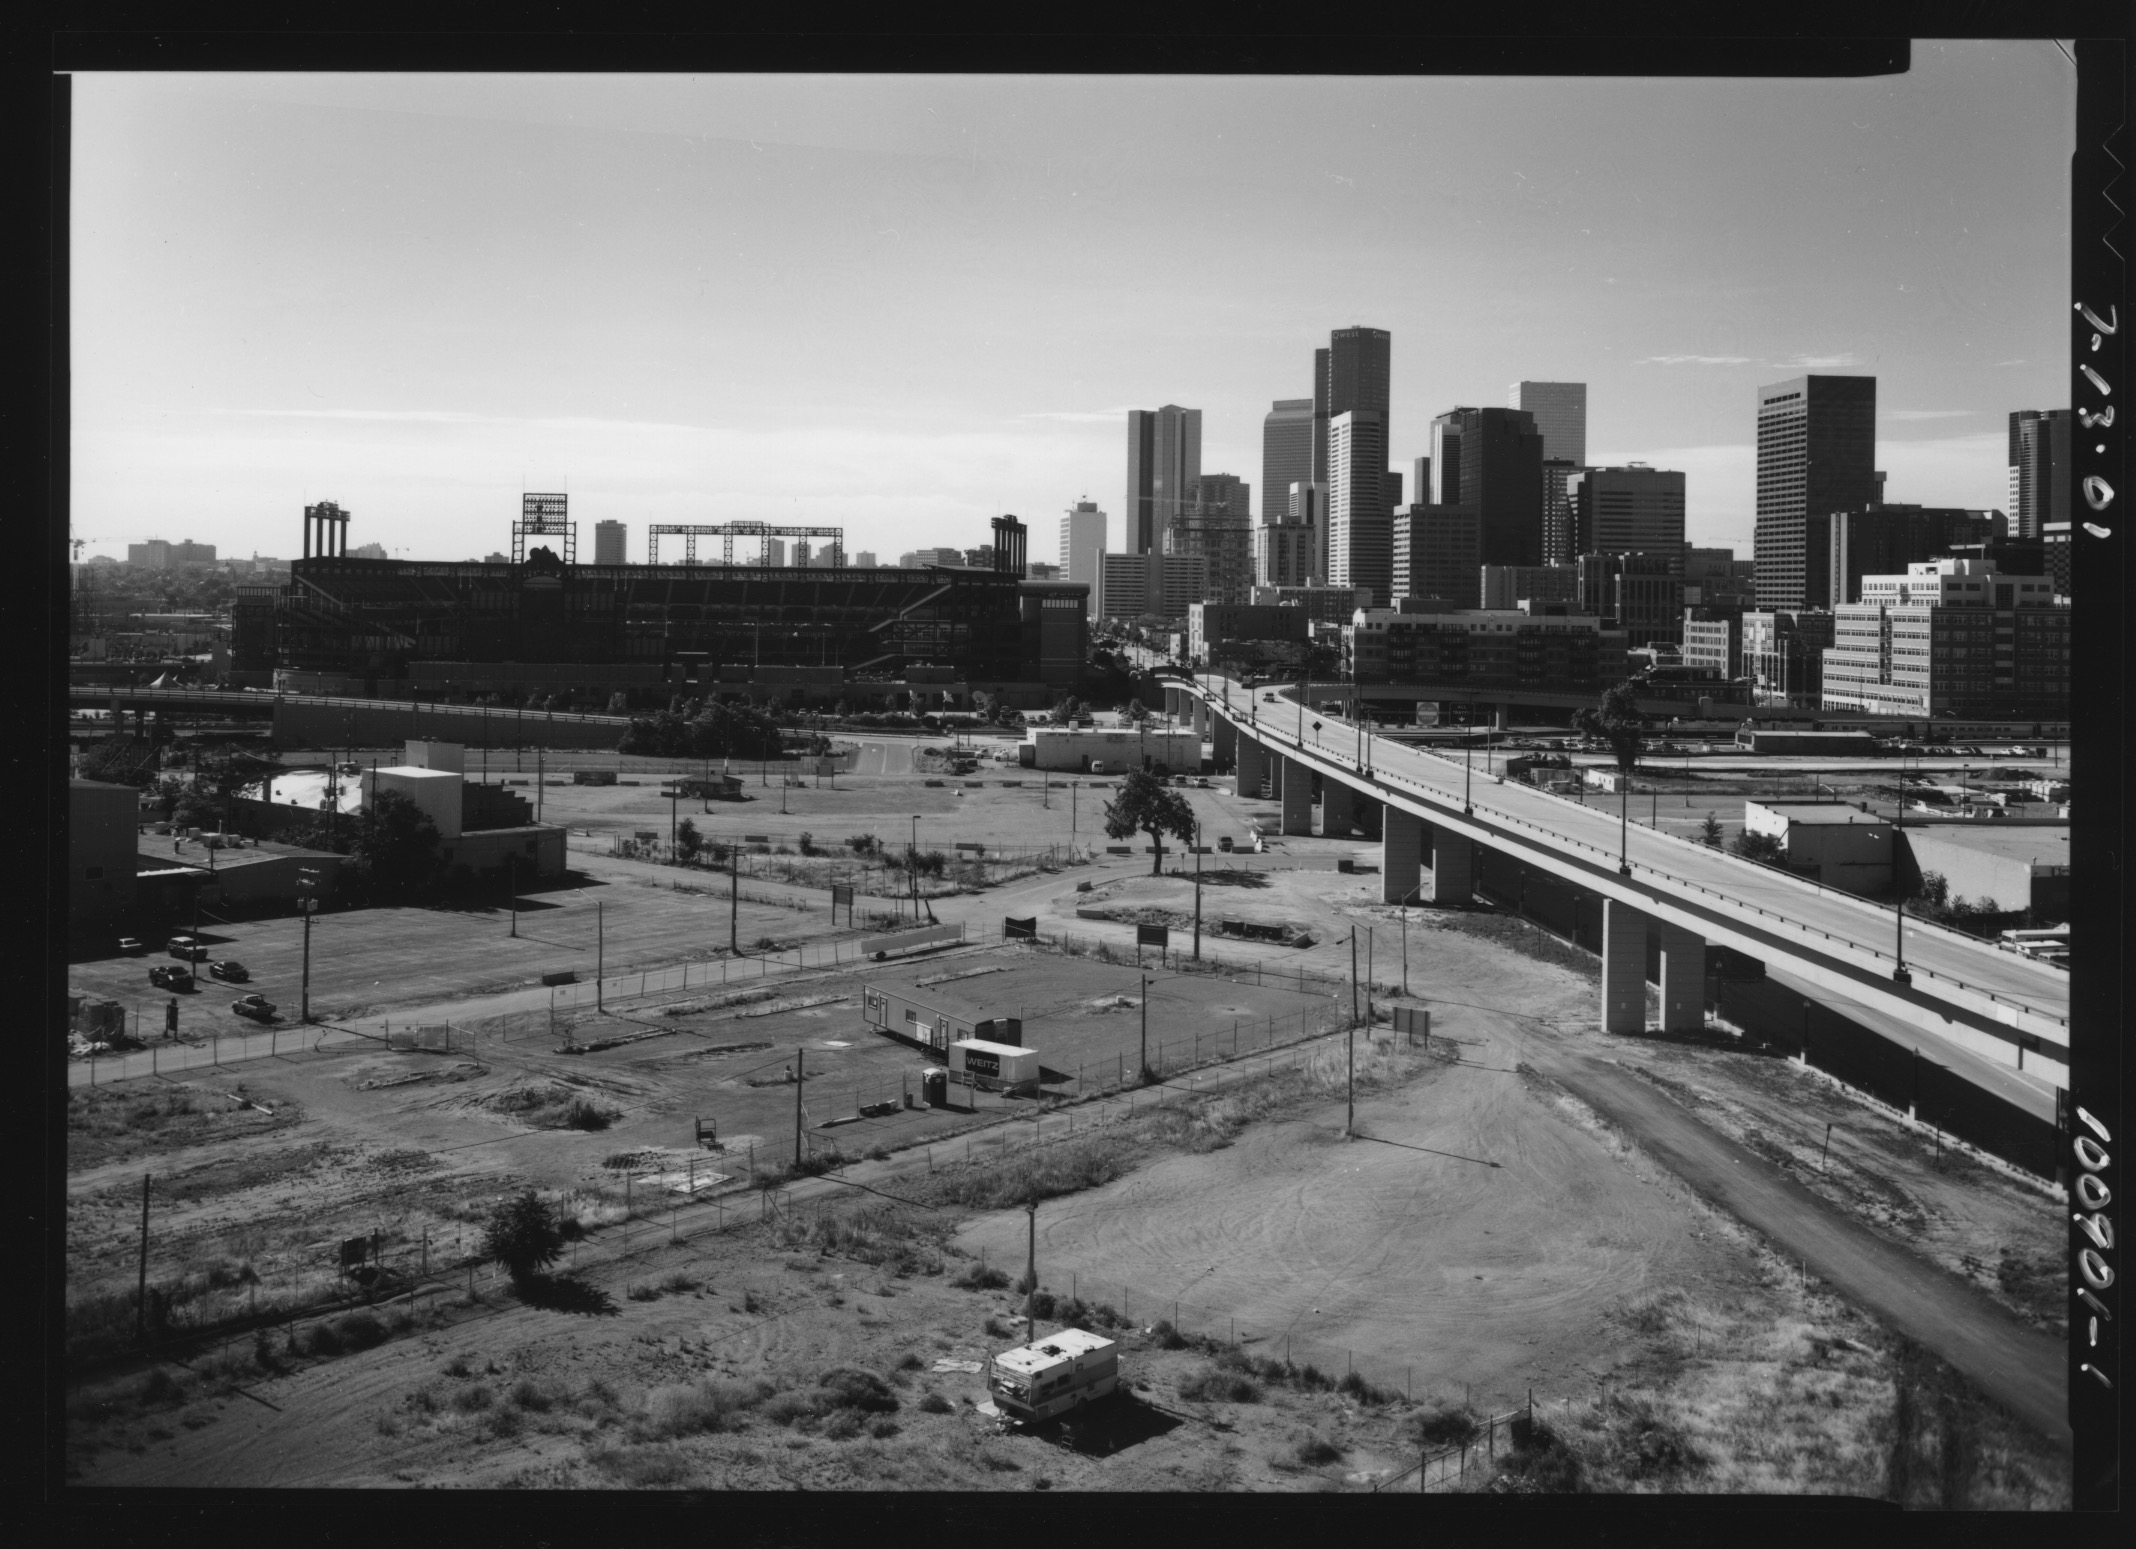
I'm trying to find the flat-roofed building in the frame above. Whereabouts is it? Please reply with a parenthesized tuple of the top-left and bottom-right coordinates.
(1821, 558, 2068, 718)
(1392, 505, 1480, 607)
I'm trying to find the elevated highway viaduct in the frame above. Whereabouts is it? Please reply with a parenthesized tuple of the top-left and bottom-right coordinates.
(1163, 676, 2069, 1100)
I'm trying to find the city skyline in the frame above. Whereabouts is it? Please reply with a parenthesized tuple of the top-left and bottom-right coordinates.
(70, 52, 2072, 563)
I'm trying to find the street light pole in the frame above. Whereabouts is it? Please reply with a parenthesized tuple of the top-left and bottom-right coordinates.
(1192, 817, 1203, 960)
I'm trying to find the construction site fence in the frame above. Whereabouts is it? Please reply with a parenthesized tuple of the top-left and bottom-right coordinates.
(72, 994, 1388, 1375)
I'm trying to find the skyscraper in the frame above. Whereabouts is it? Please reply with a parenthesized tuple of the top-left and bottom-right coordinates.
(1261, 400, 1313, 524)
(2006, 408, 2073, 540)
(1328, 410, 1392, 606)
(1392, 505, 1481, 607)
(1316, 327, 1392, 489)
(1753, 375, 1877, 611)
(1827, 505, 1999, 605)
(1569, 465, 1687, 566)
(1166, 475, 1256, 605)
(1430, 407, 1545, 568)
(1059, 500, 1108, 590)
(1508, 382, 1588, 465)
(593, 520, 627, 565)
(1540, 459, 1579, 566)
(1126, 406, 1201, 554)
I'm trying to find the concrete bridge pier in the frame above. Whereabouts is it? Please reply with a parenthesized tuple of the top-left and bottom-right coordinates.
(1281, 757, 1314, 834)
(1427, 827, 1475, 905)
(1213, 713, 1236, 770)
(1382, 807, 1423, 904)
(1192, 697, 1209, 737)
(1236, 733, 1268, 798)
(1602, 900, 1651, 1034)
(1320, 778, 1355, 837)
(1657, 920, 1706, 1033)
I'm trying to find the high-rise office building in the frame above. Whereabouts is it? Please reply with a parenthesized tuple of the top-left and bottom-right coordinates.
(1540, 458, 1580, 566)
(1479, 564, 1578, 611)
(2006, 409, 2073, 540)
(853, 550, 877, 568)
(1392, 505, 1481, 607)
(1255, 521, 1317, 589)
(2043, 519, 2072, 599)
(593, 520, 627, 565)
(1261, 399, 1314, 524)
(1575, 551, 1685, 649)
(1753, 375, 1877, 611)
(1508, 381, 1587, 465)
(1570, 465, 1686, 567)
(758, 538, 787, 567)
(1126, 406, 1201, 554)
(1826, 505, 1998, 605)
(1059, 500, 1108, 590)
(1327, 410, 1393, 606)
(1165, 475, 1255, 606)
(1314, 327, 1391, 489)
(1430, 407, 1546, 568)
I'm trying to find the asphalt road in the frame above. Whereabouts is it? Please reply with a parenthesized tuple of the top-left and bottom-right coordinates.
(1203, 680, 2068, 1028)
(1530, 1045, 2070, 1446)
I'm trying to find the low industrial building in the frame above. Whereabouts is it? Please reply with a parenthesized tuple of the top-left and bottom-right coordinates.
(147, 838, 352, 908)
(1186, 602, 1309, 664)
(1742, 801, 1895, 897)
(1732, 728, 1880, 756)
(70, 778, 140, 929)
(1019, 726, 1202, 773)
(1898, 821, 2070, 921)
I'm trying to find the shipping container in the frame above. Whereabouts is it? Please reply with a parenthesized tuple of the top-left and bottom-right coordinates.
(948, 1038, 1041, 1089)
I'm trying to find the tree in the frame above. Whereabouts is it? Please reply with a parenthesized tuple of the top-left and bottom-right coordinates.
(606, 690, 629, 713)
(676, 817, 703, 861)
(1054, 694, 1082, 724)
(1699, 812, 1724, 848)
(1732, 829, 1786, 866)
(482, 1189, 565, 1283)
(1574, 680, 1646, 778)
(1123, 698, 1150, 724)
(346, 788, 446, 904)
(1103, 768, 1196, 876)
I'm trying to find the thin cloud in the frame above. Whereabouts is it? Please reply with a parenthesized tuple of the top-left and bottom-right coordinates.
(1994, 358, 2027, 367)
(1633, 354, 1754, 366)
(1881, 409, 1977, 422)
(1769, 353, 1860, 369)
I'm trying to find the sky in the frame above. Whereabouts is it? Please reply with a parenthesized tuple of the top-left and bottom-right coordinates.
(69, 46, 2074, 566)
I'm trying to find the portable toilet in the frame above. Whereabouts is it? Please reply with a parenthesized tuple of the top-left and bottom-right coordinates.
(920, 1068, 949, 1108)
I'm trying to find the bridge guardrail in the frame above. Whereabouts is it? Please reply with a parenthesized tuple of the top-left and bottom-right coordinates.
(1193, 682, 2067, 1031)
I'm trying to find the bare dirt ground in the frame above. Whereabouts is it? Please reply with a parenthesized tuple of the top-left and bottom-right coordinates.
(63, 760, 2070, 1498)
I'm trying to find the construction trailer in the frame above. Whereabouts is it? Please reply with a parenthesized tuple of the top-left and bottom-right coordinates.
(861, 981, 1022, 1055)
(987, 1329, 1120, 1424)
(948, 1038, 1041, 1093)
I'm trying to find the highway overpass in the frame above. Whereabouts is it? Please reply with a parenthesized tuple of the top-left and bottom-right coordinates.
(69, 684, 635, 750)
(1165, 675, 2069, 1094)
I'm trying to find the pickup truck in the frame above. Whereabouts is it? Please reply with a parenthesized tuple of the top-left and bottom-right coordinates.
(231, 994, 278, 1023)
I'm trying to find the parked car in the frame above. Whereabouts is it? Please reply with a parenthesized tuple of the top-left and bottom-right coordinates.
(208, 960, 249, 983)
(117, 937, 145, 956)
(1089, 761, 1107, 774)
(166, 935, 207, 962)
(1217, 836, 1235, 852)
(149, 965, 195, 991)
(230, 994, 277, 1022)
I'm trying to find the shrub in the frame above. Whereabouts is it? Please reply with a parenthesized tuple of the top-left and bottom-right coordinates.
(1149, 1320, 1191, 1351)
(1178, 1366, 1262, 1404)
(589, 1445, 693, 1487)
(952, 1262, 1010, 1291)
(646, 1378, 761, 1437)
(1293, 1433, 1344, 1466)
(509, 1378, 554, 1412)
(822, 1411, 862, 1440)
(452, 1383, 495, 1413)
(305, 1321, 344, 1357)
(485, 1405, 524, 1439)
(562, 1098, 612, 1132)
(140, 1368, 184, 1406)
(817, 1368, 899, 1414)
(1337, 1370, 1396, 1406)
(627, 1283, 661, 1302)
(869, 1418, 900, 1439)
(444, 1354, 472, 1378)
(1409, 1401, 1480, 1447)
(918, 1392, 954, 1414)
(1504, 1416, 1586, 1492)
(659, 1271, 698, 1294)
(334, 1311, 386, 1351)
(983, 1315, 1016, 1339)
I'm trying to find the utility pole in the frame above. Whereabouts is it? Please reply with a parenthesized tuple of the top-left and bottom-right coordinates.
(793, 1046, 805, 1168)
(1349, 926, 1360, 1026)
(1026, 1197, 1039, 1344)
(1192, 817, 1203, 960)
(670, 788, 679, 855)
(537, 742, 544, 825)
(730, 842, 740, 954)
(300, 903, 313, 1023)
(136, 1174, 152, 1343)
(508, 857, 518, 938)
(1140, 973, 1153, 1082)
(596, 901, 604, 1012)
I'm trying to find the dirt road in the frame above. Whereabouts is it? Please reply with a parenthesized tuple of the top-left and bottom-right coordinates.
(1526, 1045, 2069, 1445)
